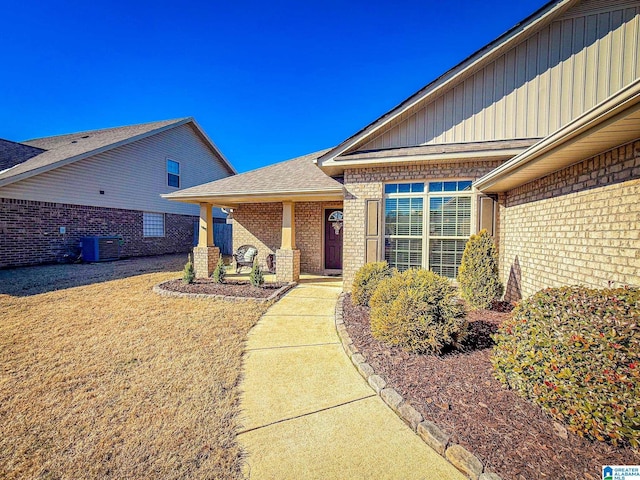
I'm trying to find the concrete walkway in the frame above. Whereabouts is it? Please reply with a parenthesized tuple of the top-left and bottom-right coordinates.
(238, 277, 465, 480)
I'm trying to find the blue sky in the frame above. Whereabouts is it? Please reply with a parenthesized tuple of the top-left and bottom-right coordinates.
(1, 0, 544, 172)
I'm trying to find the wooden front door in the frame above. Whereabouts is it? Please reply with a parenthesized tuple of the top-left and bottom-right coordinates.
(324, 209, 343, 270)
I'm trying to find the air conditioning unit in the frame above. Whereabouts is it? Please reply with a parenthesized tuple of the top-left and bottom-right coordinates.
(80, 236, 121, 262)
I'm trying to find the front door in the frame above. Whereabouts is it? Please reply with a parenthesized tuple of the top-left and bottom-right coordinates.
(324, 209, 343, 270)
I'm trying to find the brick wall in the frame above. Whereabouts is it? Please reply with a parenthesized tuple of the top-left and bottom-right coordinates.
(500, 139, 640, 301)
(232, 201, 342, 274)
(0, 198, 196, 268)
(342, 160, 502, 289)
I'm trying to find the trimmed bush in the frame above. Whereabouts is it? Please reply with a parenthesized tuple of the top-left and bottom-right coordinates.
(182, 259, 195, 285)
(212, 255, 226, 284)
(249, 260, 264, 287)
(351, 261, 394, 307)
(457, 229, 503, 310)
(492, 286, 640, 447)
(370, 269, 467, 354)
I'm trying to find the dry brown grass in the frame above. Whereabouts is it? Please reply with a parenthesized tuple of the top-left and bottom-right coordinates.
(0, 255, 267, 479)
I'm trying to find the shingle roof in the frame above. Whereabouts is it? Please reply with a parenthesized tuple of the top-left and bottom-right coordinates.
(0, 139, 45, 171)
(165, 148, 342, 200)
(0, 117, 236, 186)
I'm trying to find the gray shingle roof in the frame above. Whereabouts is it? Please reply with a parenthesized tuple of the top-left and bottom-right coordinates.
(165, 148, 342, 199)
(0, 118, 195, 184)
(0, 139, 46, 171)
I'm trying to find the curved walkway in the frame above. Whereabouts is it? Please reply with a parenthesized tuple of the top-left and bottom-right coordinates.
(238, 277, 465, 479)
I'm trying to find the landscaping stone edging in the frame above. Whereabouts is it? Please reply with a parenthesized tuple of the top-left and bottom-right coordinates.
(335, 293, 503, 480)
(153, 281, 296, 303)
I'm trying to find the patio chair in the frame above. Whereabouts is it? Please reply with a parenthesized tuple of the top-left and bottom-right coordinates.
(233, 245, 258, 273)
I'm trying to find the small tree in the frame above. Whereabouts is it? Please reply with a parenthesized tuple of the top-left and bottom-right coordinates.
(457, 229, 503, 310)
(182, 258, 195, 284)
(212, 254, 226, 284)
(249, 259, 264, 287)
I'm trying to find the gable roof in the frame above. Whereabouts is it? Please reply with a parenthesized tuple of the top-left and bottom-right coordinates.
(317, 0, 578, 168)
(163, 149, 343, 206)
(0, 117, 236, 187)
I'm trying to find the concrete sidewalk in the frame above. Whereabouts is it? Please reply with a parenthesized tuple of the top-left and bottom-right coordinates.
(238, 277, 465, 480)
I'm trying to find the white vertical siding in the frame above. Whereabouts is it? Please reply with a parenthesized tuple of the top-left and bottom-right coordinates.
(0, 124, 230, 215)
(359, 1, 640, 151)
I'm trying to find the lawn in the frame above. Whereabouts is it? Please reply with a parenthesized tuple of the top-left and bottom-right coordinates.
(0, 255, 268, 480)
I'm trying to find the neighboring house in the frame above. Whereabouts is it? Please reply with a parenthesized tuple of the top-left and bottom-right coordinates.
(165, 0, 640, 301)
(0, 118, 235, 268)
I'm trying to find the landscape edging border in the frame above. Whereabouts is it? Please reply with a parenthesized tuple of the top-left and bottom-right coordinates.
(334, 292, 503, 480)
(153, 280, 296, 303)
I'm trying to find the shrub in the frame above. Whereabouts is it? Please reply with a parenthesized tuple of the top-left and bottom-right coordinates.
(212, 255, 226, 284)
(249, 260, 264, 287)
(492, 286, 640, 447)
(457, 229, 503, 310)
(351, 261, 394, 307)
(370, 269, 467, 354)
(182, 259, 195, 285)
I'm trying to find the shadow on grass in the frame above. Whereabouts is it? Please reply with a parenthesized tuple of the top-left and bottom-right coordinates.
(0, 254, 187, 297)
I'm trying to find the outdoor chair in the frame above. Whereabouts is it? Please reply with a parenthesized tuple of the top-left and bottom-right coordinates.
(233, 244, 258, 273)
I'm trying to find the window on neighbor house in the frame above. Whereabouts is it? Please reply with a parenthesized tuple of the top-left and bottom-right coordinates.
(384, 180, 473, 279)
(167, 159, 180, 188)
(143, 212, 165, 237)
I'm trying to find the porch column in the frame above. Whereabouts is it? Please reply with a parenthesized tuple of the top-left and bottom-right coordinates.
(276, 201, 300, 283)
(193, 203, 219, 278)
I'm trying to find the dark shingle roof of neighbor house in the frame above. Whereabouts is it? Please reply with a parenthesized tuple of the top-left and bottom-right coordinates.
(164, 148, 343, 200)
(0, 139, 46, 171)
(0, 117, 235, 186)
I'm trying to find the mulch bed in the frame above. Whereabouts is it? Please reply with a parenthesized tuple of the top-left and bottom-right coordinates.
(161, 279, 286, 298)
(343, 294, 640, 480)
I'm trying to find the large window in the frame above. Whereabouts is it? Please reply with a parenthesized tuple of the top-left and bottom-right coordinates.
(167, 159, 180, 188)
(384, 180, 473, 278)
(143, 212, 165, 237)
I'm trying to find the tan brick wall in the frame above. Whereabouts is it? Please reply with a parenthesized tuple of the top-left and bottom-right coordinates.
(500, 139, 640, 301)
(233, 201, 342, 274)
(342, 160, 502, 290)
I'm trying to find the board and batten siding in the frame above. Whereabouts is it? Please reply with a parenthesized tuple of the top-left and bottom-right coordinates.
(0, 124, 230, 216)
(358, 0, 640, 151)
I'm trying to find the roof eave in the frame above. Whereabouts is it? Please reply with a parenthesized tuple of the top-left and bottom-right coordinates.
(162, 188, 344, 207)
(475, 79, 640, 192)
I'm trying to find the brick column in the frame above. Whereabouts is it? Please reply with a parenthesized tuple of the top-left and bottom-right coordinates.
(193, 246, 220, 278)
(276, 248, 300, 283)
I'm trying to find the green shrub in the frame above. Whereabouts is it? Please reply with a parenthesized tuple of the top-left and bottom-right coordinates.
(492, 286, 640, 447)
(182, 259, 195, 285)
(370, 269, 467, 354)
(249, 260, 264, 287)
(351, 261, 394, 307)
(457, 229, 503, 310)
(212, 255, 226, 284)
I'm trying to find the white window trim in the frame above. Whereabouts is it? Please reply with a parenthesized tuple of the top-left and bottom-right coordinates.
(167, 159, 180, 189)
(383, 179, 478, 276)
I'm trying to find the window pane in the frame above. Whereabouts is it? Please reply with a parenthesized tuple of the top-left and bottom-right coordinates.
(429, 239, 466, 279)
(444, 181, 457, 192)
(398, 183, 411, 193)
(385, 238, 422, 271)
(384, 184, 397, 194)
(459, 180, 472, 191)
(143, 212, 164, 237)
(168, 173, 180, 188)
(410, 183, 425, 193)
(167, 159, 180, 174)
(429, 182, 443, 192)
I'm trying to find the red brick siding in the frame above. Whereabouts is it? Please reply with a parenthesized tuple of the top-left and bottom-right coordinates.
(0, 198, 195, 268)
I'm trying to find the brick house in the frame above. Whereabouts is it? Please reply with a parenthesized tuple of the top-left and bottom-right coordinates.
(166, 0, 640, 301)
(0, 118, 235, 267)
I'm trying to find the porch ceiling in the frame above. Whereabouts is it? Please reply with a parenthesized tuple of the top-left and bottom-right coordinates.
(165, 190, 344, 208)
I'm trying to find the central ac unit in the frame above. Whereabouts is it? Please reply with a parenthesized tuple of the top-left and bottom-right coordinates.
(80, 236, 121, 262)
